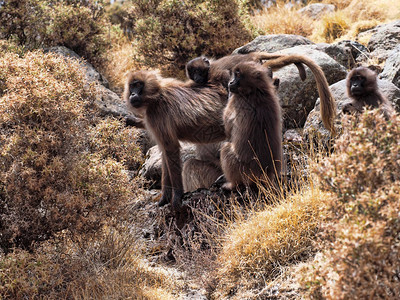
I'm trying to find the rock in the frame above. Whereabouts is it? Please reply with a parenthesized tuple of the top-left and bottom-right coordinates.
(274, 45, 347, 129)
(139, 143, 197, 187)
(334, 40, 369, 66)
(304, 78, 400, 142)
(44, 46, 109, 88)
(358, 20, 400, 63)
(298, 3, 335, 20)
(233, 34, 313, 54)
(96, 85, 130, 117)
(45, 46, 134, 119)
(379, 44, 400, 89)
(312, 43, 354, 68)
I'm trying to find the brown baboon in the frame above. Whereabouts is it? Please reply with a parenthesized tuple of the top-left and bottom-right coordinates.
(343, 66, 395, 119)
(124, 70, 228, 209)
(262, 55, 337, 135)
(221, 61, 282, 190)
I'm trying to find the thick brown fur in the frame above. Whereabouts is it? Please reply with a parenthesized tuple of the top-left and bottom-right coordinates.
(262, 55, 337, 135)
(124, 70, 228, 209)
(343, 66, 395, 119)
(221, 61, 282, 190)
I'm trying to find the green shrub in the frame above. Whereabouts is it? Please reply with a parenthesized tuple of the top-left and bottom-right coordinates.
(0, 51, 141, 253)
(301, 111, 400, 298)
(127, 0, 256, 76)
(0, 0, 109, 67)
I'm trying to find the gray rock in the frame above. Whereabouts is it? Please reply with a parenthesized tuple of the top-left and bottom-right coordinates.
(304, 78, 400, 142)
(312, 43, 354, 68)
(334, 40, 369, 66)
(233, 34, 313, 54)
(45, 46, 109, 88)
(45, 46, 134, 119)
(379, 44, 400, 89)
(358, 20, 400, 63)
(274, 46, 347, 129)
(139, 143, 197, 187)
(298, 3, 335, 20)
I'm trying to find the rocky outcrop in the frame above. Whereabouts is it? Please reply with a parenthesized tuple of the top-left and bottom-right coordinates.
(234, 34, 313, 54)
(357, 20, 400, 63)
(380, 44, 400, 89)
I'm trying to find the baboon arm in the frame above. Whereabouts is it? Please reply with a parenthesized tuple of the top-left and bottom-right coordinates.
(125, 115, 145, 129)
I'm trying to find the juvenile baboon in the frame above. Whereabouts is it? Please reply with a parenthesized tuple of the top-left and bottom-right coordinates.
(186, 52, 307, 87)
(124, 70, 228, 209)
(221, 61, 282, 190)
(343, 66, 395, 119)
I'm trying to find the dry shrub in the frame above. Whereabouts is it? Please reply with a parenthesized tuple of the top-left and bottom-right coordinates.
(0, 51, 141, 252)
(300, 111, 400, 299)
(126, 0, 256, 77)
(251, 4, 314, 36)
(313, 0, 400, 42)
(0, 0, 109, 67)
(210, 187, 330, 298)
(0, 228, 184, 299)
(312, 11, 350, 43)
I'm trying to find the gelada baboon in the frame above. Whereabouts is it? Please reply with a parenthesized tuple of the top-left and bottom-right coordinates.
(343, 66, 395, 119)
(221, 61, 282, 190)
(124, 70, 228, 209)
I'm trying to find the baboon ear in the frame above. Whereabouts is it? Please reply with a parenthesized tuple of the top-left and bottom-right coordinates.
(255, 71, 262, 79)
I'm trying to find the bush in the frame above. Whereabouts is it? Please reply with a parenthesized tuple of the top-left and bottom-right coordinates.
(0, 51, 141, 252)
(301, 111, 400, 298)
(127, 0, 256, 76)
(0, 0, 109, 67)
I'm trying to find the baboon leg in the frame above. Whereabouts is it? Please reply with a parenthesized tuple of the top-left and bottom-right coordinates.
(183, 158, 222, 192)
(220, 142, 244, 191)
(158, 152, 172, 207)
(162, 143, 184, 209)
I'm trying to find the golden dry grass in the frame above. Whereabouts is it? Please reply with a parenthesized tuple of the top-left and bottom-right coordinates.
(210, 184, 332, 298)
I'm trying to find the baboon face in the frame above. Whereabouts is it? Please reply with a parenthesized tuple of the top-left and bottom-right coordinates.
(347, 67, 377, 97)
(124, 71, 160, 111)
(128, 79, 144, 108)
(186, 57, 210, 84)
(229, 62, 270, 95)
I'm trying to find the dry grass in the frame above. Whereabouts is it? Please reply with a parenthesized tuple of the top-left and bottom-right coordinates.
(251, 4, 314, 37)
(209, 181, 332, 298)
(251, 0, 400, 44)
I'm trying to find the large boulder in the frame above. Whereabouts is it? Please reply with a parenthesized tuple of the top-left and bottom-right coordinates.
(274, 46, 347, 129)
(233, 34, 313, 54)
(304, 78, 400, 142)
(45, 46, 132, 119)
(357, 20, 400, 63)
(298, 3, 335, 20)
(380, 44, 400, 89)
(45, 46, 109, 88)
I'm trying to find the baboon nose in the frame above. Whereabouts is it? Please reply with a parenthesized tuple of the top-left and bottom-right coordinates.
(129, 94, 141, 107)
